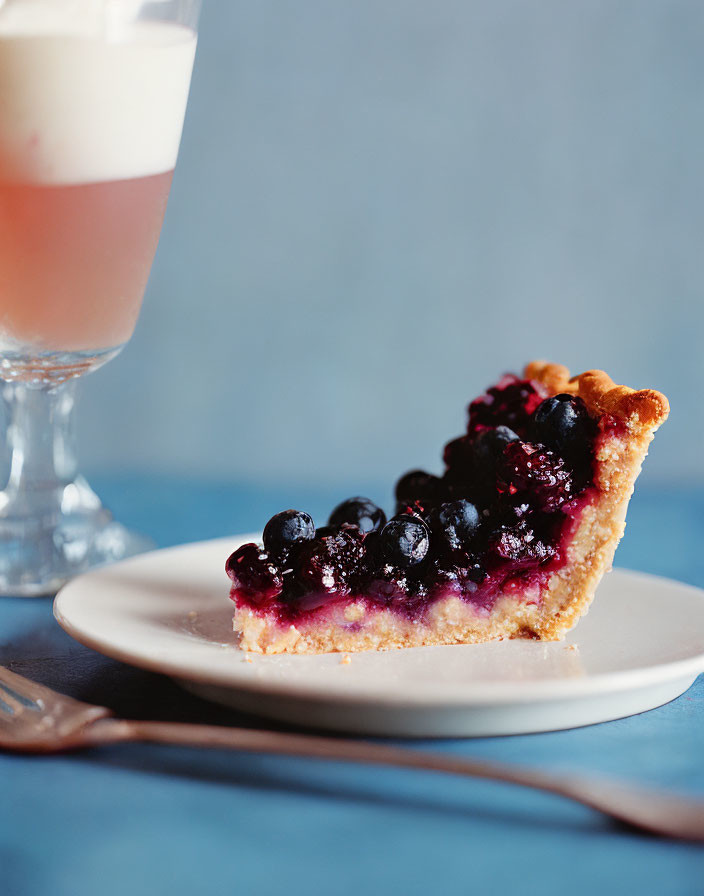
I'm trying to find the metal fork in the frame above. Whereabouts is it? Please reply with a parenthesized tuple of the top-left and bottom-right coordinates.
(1, 663, 702, 841)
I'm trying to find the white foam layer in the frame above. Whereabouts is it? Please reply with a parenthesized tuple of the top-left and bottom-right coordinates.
(0, 14, 196, 184)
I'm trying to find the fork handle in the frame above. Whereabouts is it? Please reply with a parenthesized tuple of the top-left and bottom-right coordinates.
(82, 717, 704, 842)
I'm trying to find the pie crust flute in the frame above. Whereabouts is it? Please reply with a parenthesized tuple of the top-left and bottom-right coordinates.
(229, 362, 669, 654)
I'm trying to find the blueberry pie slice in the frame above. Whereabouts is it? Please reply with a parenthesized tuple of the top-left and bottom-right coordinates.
(226, 362, 669, 654)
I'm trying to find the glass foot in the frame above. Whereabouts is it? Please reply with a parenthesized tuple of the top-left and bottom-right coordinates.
(0, 475, 154, 597)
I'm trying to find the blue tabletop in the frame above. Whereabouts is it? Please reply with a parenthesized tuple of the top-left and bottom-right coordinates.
(1, 478, 702, 896)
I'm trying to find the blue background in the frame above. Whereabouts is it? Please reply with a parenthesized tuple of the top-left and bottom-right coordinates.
(75, 0, 701, 497)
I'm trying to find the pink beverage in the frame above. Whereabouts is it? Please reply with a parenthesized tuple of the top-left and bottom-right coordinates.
(0, 172, 173, 351)
(0, 13, 197, 354)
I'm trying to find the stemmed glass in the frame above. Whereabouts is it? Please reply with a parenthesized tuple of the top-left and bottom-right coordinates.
(0, 0, 201, 595)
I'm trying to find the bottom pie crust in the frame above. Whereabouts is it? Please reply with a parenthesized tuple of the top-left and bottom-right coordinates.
(234, 592, 544, 654)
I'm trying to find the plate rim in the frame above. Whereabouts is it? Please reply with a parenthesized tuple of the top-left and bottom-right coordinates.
(53, 535, 704, 708)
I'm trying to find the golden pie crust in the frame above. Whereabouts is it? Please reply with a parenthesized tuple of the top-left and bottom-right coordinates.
(233, 362, 669, 654)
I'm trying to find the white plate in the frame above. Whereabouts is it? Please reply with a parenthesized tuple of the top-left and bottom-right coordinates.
(53, 535, 704, 737)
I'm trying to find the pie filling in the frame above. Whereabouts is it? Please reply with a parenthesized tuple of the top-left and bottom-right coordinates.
(226, 373, 619, 636)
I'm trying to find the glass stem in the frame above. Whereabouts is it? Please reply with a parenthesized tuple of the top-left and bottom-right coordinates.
(0, 381, 92, 517)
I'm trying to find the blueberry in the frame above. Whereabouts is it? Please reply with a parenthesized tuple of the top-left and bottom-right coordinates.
(427, 558, 486, 597)
(442, 437, 473, 472)
(225, 543, 283, 605)
(359, 527, 381, 560)
(329, 496, 386, 535)
(441, 437, 484, 504)
(489, 521, 555, 567)
(294, 530, 364, 605)
(496, 440, 574, 512)
(397, 499, 432, 520)
(378, 515, 430, 568)
(365, 569, 412, 605)
(364, 565, 428, 615)
(431, 499, 481, 553)
(468, 376, 544, 437)
(533, 394, 593, 454)
(394, 470, 441, 509)
(472, 425, 519, 472)
(263, 509, 315, 559)
(313, 525, 336, 539)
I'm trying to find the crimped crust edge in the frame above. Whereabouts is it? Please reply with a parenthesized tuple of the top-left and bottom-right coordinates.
(524, 361, 669, 431)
